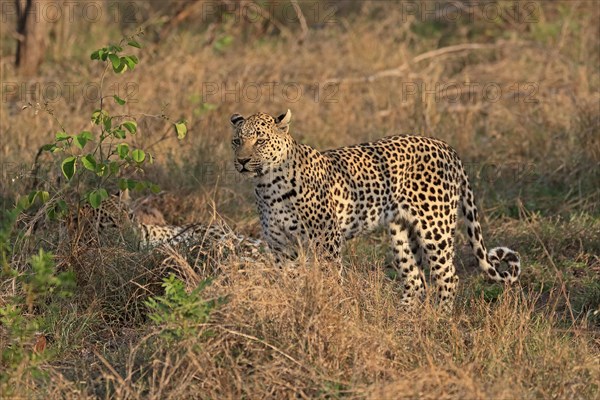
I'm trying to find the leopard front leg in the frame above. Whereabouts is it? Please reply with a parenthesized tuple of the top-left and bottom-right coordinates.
(261, 222, 298, 262)
(315, 226, 343, 261)
(257, 202, 297, 261)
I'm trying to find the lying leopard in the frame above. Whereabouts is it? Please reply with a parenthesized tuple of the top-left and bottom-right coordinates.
(75, 192, 264, 259)
(230, 109, 520, 310)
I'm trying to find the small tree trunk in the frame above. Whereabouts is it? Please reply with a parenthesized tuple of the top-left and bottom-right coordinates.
(15, 0, 50, 77)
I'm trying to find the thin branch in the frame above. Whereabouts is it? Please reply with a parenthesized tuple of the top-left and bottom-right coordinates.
(216, 325, 308, 370)
(291, 0, 309, 44)
(325, 43, 500, 84)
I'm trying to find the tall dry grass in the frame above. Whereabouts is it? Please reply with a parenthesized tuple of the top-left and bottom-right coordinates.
(13, 256, 597, 399)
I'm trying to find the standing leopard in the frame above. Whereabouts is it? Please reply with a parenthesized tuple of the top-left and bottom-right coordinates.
(230, 110, 521, 310)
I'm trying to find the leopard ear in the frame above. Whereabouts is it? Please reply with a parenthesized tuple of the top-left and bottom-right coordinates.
(274, 109, 292, 134)
(230, 113, 245, 127)
(119, 189, 132, 205)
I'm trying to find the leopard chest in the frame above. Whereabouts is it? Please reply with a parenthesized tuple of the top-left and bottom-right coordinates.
(255, 174, 302, 235)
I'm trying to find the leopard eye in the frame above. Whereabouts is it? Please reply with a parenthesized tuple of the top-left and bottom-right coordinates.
(256, 138, 266, 145)
(232, 138, 241, 146)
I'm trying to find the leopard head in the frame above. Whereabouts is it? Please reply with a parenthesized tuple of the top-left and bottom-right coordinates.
(76, 190, 137, 231)
(230, 110, 292, 178)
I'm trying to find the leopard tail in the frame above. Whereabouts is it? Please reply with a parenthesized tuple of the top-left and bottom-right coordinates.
(459, 170, 520, 283)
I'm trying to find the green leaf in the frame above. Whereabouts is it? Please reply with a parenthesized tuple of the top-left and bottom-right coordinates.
(73, 136, 86, 149)
(121, 56, 137, 70)
(47, 199, 68, 220)
(55, 131, 70, 142)
(128, 40, 141, 48)
(113, 94, 126, 105)
(112, 128, 126, 139)
(41, 143, 57, 152)
(27, 190, 49, 205)
(109, 161, 120, 174)
(118, 178, 137, 190)
(90, 50, 100, 60)
(91, 109, 108, 125)
(61, 156, 77, 180)
(95, 163, 107, 177)
(100, 49, 108, 61)
(117, 143, 129, 159)
(122, 121, 137, 134)
(91, 110, 101, 124)
(132, 149, 146, 163)
(56, 199, 68, 212)
(27, 191, 36, 206)
(81, 154, 97, 171)
(150, 183, 161, 194)
(80, 130, 93, 140)
(88, 189, 109, 209)
(114, 62, 127, 74)
(74, 131, 93, 149)
(174, 121, 187, 140)
(108, 53, 121, 70)
(103, 116, 112, 131)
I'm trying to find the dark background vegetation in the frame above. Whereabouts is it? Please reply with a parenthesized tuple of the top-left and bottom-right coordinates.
(1, 1, 599, 398)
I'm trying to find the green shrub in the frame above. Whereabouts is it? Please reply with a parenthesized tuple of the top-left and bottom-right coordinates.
(145, 274, 224, 340)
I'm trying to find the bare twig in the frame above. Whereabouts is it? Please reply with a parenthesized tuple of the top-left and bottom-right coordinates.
(325, 43, 500, 84)
(291, 0, 309, 44)
(216, 325, 307, 368)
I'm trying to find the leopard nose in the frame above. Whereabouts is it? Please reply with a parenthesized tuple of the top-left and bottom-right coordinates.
(237, 158, 251, 166)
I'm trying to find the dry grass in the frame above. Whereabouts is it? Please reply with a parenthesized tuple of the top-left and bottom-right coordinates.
(1, 1, 599, 398)
(9, 254, 597, 399)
